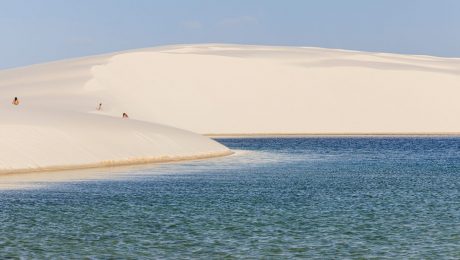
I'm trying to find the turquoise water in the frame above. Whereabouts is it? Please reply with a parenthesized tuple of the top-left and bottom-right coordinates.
(1, 137, 460, 258)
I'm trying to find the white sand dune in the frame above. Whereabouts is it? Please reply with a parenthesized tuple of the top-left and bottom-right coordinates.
(4, 44, 459, 134)
(0, 44, 459, 172)
(0, 106, 230, 173)
(0, 47, 236, 173)
(0, 107, 229, 173)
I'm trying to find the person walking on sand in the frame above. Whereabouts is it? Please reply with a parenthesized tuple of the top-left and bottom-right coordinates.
(97, 102, 102, 111)
(122, 113, 129, 118)
(12, 97, 19, 106)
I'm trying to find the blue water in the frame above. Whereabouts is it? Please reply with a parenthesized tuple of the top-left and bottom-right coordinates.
(1, 137, 460, 258)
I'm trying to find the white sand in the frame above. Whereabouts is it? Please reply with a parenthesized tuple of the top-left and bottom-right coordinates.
(0, 106, 230, 173)
(0, 43, 459, 173)
(4, 44, 458, 135)
(0, 48, 234, 173)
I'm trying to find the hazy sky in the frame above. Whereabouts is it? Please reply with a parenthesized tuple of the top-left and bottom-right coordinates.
(1, 0, 460, 69)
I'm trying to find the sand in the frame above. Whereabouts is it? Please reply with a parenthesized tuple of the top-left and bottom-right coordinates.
(0, 43, 459, 173)
(0, 105, 231, 174)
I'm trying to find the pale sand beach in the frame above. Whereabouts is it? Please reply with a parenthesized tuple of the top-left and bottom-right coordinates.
(0, 44, 459, 173)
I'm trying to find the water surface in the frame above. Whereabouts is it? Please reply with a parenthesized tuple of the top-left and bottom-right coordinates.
(1, 137, 459, 258)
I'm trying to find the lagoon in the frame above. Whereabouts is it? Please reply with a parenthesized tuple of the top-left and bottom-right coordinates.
(1, 137, 459, 258)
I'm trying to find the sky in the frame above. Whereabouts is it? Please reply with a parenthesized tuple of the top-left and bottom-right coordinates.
(1, 0, 460, 69)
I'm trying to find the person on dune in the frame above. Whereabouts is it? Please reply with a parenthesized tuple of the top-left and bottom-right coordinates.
(122, 113, 129, 118)
(12, 97, 19, 106)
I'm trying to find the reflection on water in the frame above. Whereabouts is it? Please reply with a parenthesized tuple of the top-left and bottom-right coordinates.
(0, 148, 323, 190)
(0, 137, 459, 258)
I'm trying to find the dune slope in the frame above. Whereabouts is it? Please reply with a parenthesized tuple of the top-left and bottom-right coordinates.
(3, 44, 459, 134)
(0, 47, 244, 173)
(0, 106, 230, 173)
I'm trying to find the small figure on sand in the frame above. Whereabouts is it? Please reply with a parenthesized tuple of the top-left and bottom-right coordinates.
(12, 97, 20, 106)
(122, 113, 129, 118)
(97, 102, 102, 111)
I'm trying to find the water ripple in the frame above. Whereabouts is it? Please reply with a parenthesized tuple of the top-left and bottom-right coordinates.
(0, 137, 459, 258)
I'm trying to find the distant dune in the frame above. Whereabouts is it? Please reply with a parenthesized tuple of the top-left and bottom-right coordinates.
(0, 44, 459, 172)
(3, 44, 459, 134)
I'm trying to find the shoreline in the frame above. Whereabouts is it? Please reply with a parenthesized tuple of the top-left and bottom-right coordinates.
(0, 150, 233, 176)
(206, 133, 460, 138)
